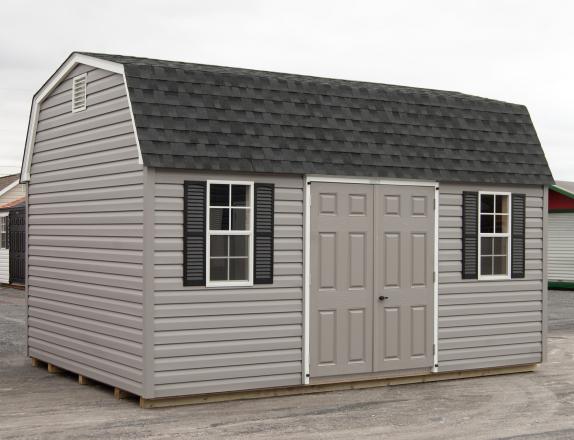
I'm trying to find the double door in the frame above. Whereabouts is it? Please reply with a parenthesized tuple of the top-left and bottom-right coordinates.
(309, 182, 434, 377)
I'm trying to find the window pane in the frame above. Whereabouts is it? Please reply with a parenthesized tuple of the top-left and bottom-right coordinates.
(481, 195, 494, 213)
(480, 214, 494, 233)
(230, 236, 248, 257)
(481, 237, 493, 256)
(481, 256, 493, 275)
(496, 195, 508, 213)
(210, 208, 229, 230)
(493, 256, 507, 275)
(493, 237, 507, 255)
(231, 208, 248, 230)
(210, 236, 228, 257)
(229, 258, 248, 280)
(232, 185, 248, 207)
(210, 184, 229, 206)
(210, 258, 228, 281)
(495, 214, 508, 233)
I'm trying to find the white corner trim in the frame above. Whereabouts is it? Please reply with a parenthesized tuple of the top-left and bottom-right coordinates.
(302, 177, 311, 384)
(122, 74, 144, 166)
(20, 53, 143, 182)
(0, 180, 19, 199)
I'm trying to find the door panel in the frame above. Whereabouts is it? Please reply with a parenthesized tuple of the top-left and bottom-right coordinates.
(318, 310, 336, 364)
(373, 185, 435, 372)
(310, 183, 373, 377)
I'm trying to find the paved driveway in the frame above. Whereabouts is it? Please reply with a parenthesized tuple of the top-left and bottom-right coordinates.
(1, 287, 574, 440)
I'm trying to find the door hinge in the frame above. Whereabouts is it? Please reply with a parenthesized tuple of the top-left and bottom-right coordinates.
(433, 344, 436, 355)
(433, 271, 436, 283)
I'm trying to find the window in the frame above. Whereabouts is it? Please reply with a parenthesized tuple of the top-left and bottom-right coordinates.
(479, 193, 510, 277)
(206, 181, 253, 285)
(0, 216, 7, 249)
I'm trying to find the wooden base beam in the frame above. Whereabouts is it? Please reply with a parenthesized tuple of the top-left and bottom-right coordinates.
(114, 387, 130, 400)
(140, 363, 538, 409)
(31, 357, 42, 368)
(47, 363, 64, 374)
(78, 375, 93, 385)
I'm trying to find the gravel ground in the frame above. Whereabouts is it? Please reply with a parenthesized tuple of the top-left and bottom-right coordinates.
(1, 287, 573, 440)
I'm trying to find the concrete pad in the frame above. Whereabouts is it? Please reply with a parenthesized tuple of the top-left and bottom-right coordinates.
(1, 286, 574, 439)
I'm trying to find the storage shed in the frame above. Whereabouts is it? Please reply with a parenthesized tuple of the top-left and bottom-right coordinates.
(0, 174, 26, 284)
(20, 52, 554, 406)
(548, 181, 574, 289)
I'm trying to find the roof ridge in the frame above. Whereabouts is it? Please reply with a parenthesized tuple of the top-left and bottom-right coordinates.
(78, 52, 521, 107)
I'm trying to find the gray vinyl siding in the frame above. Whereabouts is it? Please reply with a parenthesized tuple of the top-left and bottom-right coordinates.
(437, 183, 545, 372)
(27, 64, 145, 395)
(548, 213, 574, 282)
(151, 169, 304, 398)
(0, 247, 7, 284)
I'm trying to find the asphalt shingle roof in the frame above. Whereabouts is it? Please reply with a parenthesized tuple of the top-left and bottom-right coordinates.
(82, 52, 553, 184)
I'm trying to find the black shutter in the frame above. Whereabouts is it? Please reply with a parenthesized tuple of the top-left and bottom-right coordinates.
(254, 183, 275, 284)
(183, 181, 206, 286)
(511, 193, 526, 278)
(462, 191, 479, 279)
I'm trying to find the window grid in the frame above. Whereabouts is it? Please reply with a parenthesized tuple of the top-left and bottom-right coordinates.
(478, 192, 511, 278)
(206, 181, 254, 286)
(0, 216, 7, 249)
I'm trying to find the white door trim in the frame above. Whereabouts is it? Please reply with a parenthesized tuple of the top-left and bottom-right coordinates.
(306, 175, 438, 187)
(303, 176, 440, 383)
(432, 186, 440, 372)
(303, 179, 311, 384)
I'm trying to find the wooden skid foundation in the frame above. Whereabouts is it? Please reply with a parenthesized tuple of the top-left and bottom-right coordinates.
(114, 387, 130, 400)
(30, 357, 135, 402)
(47, 363, 63, 374)
(29, 357, 537, 409)
(139, 363, 538, 409)
(78, 375, 93, 385)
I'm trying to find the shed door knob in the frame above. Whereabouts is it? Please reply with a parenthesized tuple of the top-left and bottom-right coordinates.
(378, 295, 389, 301)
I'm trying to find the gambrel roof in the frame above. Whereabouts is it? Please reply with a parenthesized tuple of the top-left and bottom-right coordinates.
(23, 52, 554, 184)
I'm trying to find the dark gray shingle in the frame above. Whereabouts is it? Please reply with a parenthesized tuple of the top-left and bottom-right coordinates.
(81, 52, 553, 184)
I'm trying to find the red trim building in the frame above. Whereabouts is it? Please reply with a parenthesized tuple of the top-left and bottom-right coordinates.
(548, 182, 574, 289)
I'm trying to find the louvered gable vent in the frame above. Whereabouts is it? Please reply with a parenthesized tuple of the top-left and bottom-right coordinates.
(72, 73, 87, 112)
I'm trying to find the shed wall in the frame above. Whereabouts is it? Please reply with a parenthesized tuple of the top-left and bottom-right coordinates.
(26, 64, 145, 395)
(548, 213, 574, 283)
(151, 169, 304, 398)
(437, 183, 545, 371)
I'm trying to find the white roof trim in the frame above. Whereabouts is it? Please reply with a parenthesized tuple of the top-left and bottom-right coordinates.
(20, 53, 143, 182)
(0, 180, 19, 198)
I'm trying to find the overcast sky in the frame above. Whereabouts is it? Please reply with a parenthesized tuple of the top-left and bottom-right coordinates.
(1, 0, 573, 179)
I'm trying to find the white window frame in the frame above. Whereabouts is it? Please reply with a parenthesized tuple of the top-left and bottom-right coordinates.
(206, 180, 254, 287)
(0, 214, 8, 250)
(478, 191, 511, 280)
